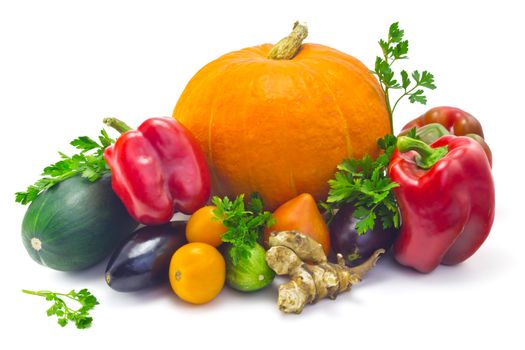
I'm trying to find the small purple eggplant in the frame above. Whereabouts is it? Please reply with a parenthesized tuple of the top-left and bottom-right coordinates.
(329, 204, 398, 266)
(105, 221, 187, 292)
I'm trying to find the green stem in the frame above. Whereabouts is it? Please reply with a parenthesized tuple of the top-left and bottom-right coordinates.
(22, 289, 69, 298)
(268, 21, 308, 60)
(22, 289, 43, 296)
(103, 117, 133, 134)
(391, 93, 405, 116)
(53, 170, 82, 183)
(396, 136, 448, 169)
(384, 87, 394, 134)
(382, 53, 396, 134)
(391, 83, 420, 116)
(22, 289, 81, 309)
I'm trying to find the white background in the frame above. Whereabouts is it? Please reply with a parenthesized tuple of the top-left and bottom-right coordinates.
(1, 0, 524, 349)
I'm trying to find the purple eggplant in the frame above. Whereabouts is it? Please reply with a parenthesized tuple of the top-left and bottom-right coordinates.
(105, 221, 187, 292)
(329, 204, 398, 266)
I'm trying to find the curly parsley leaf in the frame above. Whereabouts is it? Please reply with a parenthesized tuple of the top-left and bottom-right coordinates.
(15, 130, 114, 205)
(405, 127, 420, 139)
(22, 288, 99, 329)
(372, 22, 437, 131)
(325, 135, 400, 235)
(212, 193, 274, 265)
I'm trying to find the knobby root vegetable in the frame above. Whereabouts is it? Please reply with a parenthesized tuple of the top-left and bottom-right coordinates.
(266, 231, 385, 313)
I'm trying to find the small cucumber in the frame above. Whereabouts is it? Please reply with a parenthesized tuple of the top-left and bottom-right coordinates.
(224, 243, 274, 292)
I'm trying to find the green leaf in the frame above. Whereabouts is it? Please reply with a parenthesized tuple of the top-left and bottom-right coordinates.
(401, 70, 410, 89)
(374, 57, 400, 89)
(213, 194, 274, 265)
(379, 39, 389, 56)
(70, 136, 100, 152)
(22, 288, 99, 329)
(409, 90, 427, 104)
(81, 166, 99, 182)
(355, 211, 376, 235)
(411, 70, 421, 82)
(406, 127, 419, 139)
(75, 316, 93, 329)
(352, 206, 370, 219)
(46, 304, 58, 316)
(419, 71, 437, 89)
(326, 133, 400, 234)
(247, 192, 264, 214)
(371, 190, 390, 205)
(15, 129, 114, 205)
(388, 22, 404, 43)
(98, 129, 114, 147)
(371, 22, 436, 120)
(391, 40, 409, 59)
(42, 159, 71, 176)
(377, 134, 397, 152)
(393, 210, 400, 228)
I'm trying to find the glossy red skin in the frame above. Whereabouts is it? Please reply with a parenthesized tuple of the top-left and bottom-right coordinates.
(388, 135, 494, 273)
(104, 117, 211, 225)
(401, 106, 484, 137)
(465, 133, 492, 167)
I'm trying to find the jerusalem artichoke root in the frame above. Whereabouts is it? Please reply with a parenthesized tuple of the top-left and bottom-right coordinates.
(266, 231, 385, 314)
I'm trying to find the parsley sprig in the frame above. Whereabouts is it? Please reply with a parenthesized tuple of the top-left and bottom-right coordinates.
(15, 130, 114, 205)
(373, 22, 436, 132)
(212, 194, 275, 265)
(325, 135, 400, 234)
(22, 288, 99, 329)
(321, 22, 437, 233)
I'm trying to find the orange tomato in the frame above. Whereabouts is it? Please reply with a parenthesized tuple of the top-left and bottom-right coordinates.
(186, 206, 227, 247)
(264, 193, 331, 255)
(169, 242, 225, 304)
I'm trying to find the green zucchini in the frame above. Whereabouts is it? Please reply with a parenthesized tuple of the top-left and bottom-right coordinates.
(21, 174, 138, 271)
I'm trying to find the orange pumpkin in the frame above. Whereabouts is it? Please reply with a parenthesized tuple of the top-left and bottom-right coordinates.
(173, 22, 390, 210)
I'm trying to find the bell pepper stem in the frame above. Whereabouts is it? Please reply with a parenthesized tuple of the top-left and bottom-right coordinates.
(399, 123, 450, 145)
(396, 136, 448, 170)
(103, 117, 133, 134)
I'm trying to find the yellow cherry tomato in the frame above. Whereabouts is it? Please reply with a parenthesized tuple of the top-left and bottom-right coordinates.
(186, 206, 228, 247)
(169, 242, 225, 304)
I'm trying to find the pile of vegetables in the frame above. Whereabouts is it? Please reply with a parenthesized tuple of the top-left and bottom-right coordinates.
(17, 21, 494, 328)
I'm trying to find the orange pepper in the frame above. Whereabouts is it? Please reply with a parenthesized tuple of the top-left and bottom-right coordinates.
(264, 193, 331, 255)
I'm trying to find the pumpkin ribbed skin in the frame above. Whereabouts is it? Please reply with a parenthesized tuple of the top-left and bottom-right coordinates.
(173, 43, 390, 210)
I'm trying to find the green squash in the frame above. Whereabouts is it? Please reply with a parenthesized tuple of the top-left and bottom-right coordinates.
(21, 174, 138, 271)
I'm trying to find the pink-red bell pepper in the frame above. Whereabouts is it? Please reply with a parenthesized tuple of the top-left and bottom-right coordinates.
(103, 117, 210, 225)
(388, 135, 495, 273)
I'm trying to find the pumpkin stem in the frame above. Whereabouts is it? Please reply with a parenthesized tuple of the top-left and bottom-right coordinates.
(268, 21, 308, 60)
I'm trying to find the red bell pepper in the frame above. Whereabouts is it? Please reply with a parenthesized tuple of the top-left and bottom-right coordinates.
(103, 117, 211, 225)
(388, 135, 494, 273)
(401, 106, 485, 137)
(401, 106, 492, 166)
